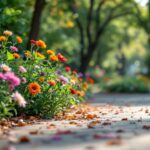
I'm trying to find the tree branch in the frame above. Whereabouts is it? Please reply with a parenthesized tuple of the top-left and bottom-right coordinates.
(69, 0, 85, 58)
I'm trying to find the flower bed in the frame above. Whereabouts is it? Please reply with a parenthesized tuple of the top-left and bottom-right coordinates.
(0, 30, 93, 119)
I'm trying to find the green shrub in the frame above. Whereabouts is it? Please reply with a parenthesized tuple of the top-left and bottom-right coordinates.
(0, 30, 92, 119)
(102, 76, 150, 93)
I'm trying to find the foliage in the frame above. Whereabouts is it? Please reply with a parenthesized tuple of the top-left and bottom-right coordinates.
(101, 76, 150, 93)
(0, 30, 93, 119)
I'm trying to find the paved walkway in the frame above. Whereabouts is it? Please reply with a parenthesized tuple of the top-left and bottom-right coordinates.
(0, 94, 150, 150)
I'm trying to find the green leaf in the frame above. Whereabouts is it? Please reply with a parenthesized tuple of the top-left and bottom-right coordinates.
(7, 51, 14, 60)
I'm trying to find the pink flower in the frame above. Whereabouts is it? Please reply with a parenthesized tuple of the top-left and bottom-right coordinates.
(10, 46, 18, 52)
(19, 66, 27, 73)
(21, 77, 27, 84)
(12, 91, 26, 107)
(4, 72, 20, 89)
(59, 75, 69, 84)
(0, 73, 5, 80)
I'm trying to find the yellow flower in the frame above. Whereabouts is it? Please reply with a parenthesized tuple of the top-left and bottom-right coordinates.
(36, 52, 45, 59)
(66, 20, 74, 28)
(38, 77, 45, 82)
(16, 36, 23, 43)
(47, 50, 55, 55)
(3, 30, 13, 36)
(24, 51, 32, 57)
(0, 36, 6, 42)
(36, 40, 46, 49)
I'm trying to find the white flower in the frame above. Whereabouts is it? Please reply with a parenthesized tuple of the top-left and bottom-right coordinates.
(0, 64, 11, 72)
(35, 65, 40, 69)
(12, 91, 26, 107)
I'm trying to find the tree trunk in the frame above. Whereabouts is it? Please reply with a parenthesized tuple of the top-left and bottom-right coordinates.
(27, 0, 46, 49)
(79, 44, 97, 74)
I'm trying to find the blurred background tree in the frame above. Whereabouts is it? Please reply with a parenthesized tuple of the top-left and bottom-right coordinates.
(0, 0, 149, 76)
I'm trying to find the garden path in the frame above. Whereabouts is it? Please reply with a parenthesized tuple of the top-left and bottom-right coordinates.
(0, 93, 150, 150)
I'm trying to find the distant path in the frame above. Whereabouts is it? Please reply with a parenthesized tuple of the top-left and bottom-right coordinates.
(0, 93, 150, 150)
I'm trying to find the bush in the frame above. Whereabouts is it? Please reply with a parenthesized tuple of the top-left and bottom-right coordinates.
(102, 76, 150, 93)
(0, 30, 92, 119)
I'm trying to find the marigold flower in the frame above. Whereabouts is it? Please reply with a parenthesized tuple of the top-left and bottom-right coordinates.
(3, 30, 13, 36)
(83, 82, 88, 89)
(48, 80, 56, 86)
(36, 40, 46, 48)
(13, 53, 21, 59)
(47, 50, 55, 55)
(50, 55, 58, 61)
(0, 36, 6, 42)
(70, 88, 76, 95)
(16, 36, 23, 43)
(12, 91, 26, 107)
(28, 82, 41, 95)
(87, 77, 94, 84)
(77, 90, 85, 97)
(24, 51, 32, 57)
(36, 52, 45, 59)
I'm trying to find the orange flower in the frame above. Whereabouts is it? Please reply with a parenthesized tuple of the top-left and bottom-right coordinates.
(16, 36, 23, 43)
(48, 80, 56, 86)
(47, 50, 55, 55)
(24, 51, 32, 57)
(28, 82, 41, 95)
(0, 36, 6, 42)
(36, 40, 46, 48)
(87, 77, 94, 84)
(13, 53, 21, 59)
(77, 90, 85, 97)
(83, 82, 88, 89)
(50, 55, 58, 61)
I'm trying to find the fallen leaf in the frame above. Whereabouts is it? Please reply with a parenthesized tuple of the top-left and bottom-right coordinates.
(29, 130, 38, 135)
(143, 125, 150, 130)
(102, 122, 111, 125)
(19, 136, 30, 143)
(106, 139, 122, 145)
(121, 118, 128, 121)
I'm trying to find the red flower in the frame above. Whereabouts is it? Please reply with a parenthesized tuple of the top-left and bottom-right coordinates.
(65, 66, 71, 72)
(70, 88, 76, 95)
(57, 53, 67, 62)
(30, 40, 36, 45)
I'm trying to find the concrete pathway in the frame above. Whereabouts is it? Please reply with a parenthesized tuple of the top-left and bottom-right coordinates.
(0, 93, 150, 150)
